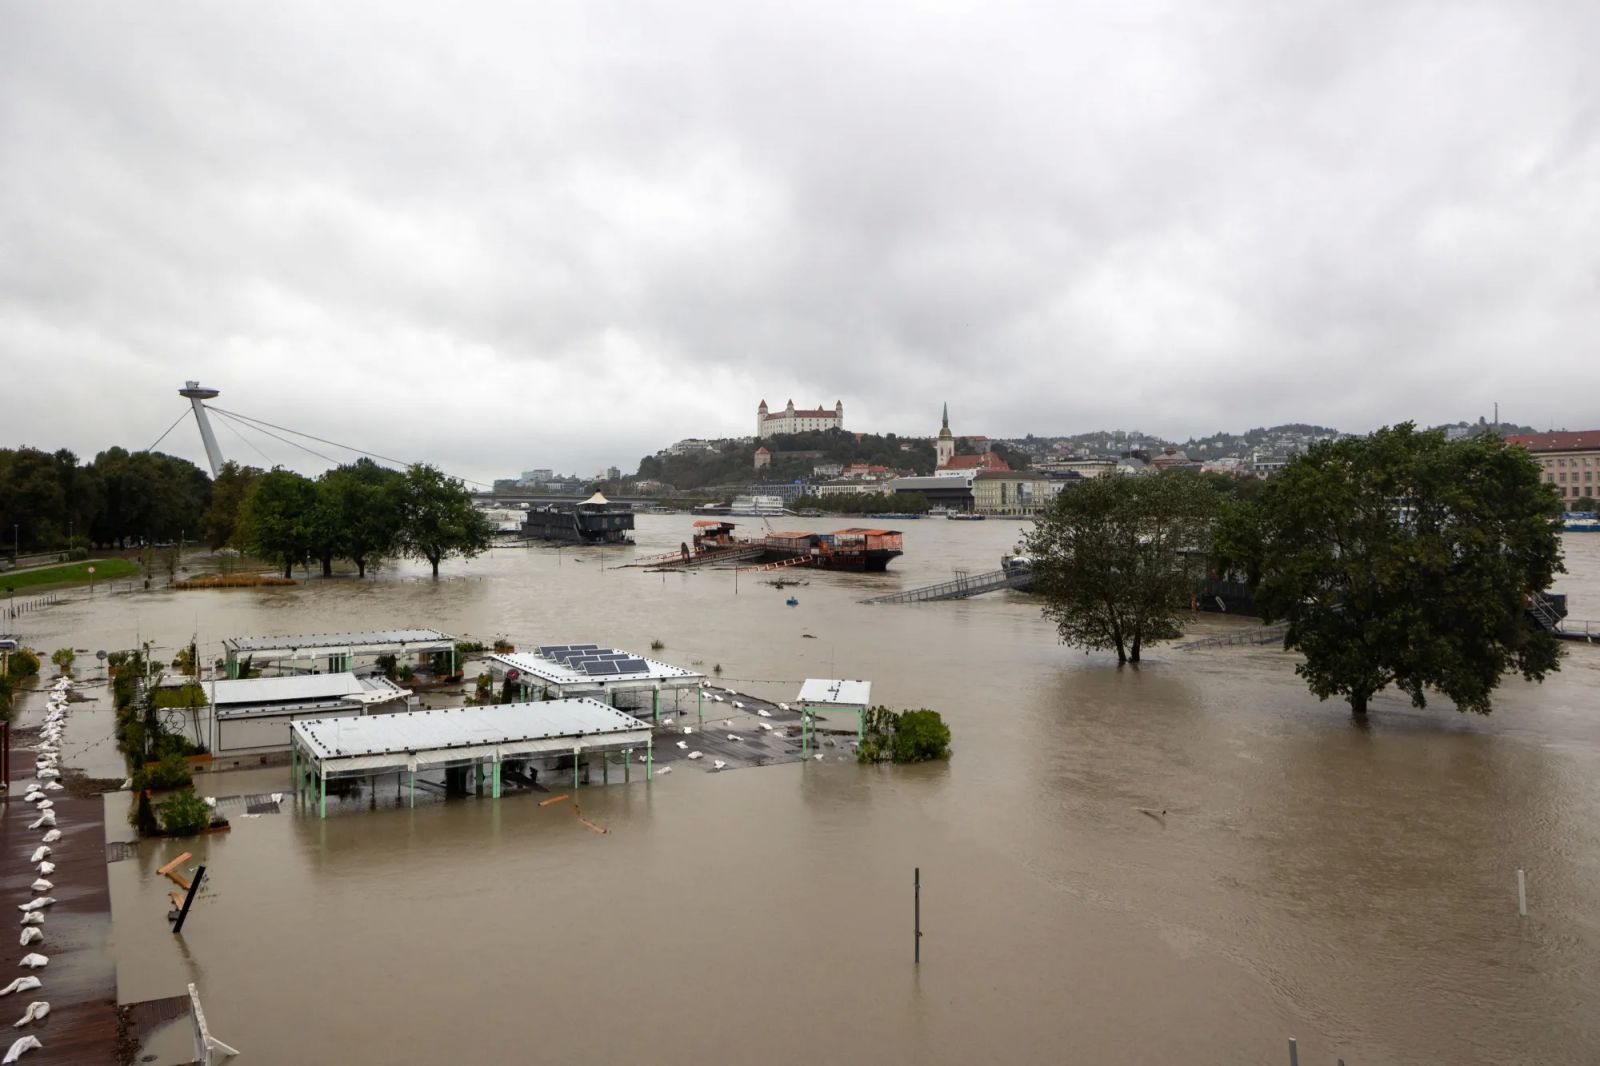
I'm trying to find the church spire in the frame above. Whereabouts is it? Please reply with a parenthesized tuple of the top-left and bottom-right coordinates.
(941, 402, 949, 430)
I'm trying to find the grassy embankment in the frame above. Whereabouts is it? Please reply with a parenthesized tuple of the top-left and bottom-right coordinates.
(1, 557, 140, 592)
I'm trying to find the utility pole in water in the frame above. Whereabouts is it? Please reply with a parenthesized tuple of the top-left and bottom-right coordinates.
(914, 867, 922, 964)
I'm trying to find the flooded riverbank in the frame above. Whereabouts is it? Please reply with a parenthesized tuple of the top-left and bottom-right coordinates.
(11, 519, 1600, 1063)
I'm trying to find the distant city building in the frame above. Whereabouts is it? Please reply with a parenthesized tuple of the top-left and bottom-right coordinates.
(758, 398, 844, 438)
(520, 469, 553, 484)
(634, 479, 674, 494)
(1507, 431, 1600, 503)
(1250, 451, 1292, 478)
(669, 438, 721, 457)
(813, 462, 843, 478)
(890, 474, 976, 511)
(754, 446, 771, 470)
(814, 479, 879, 498)
(1036, 458, 1117, 479)
(972, 470, 1052, 515)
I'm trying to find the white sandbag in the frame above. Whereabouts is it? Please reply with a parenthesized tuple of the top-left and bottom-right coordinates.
(41, 784, 60, 792)
(39, 831, 59, 844)
(0, 979, 40, 998)
(16, 930, 40, 948)
(687, 751, 703, 760)
(32, 801, 52, 811)
(34, 771, 58, 781)
(21, 794, 42, 805)
(26, 849, 47, 865)
(653, 765, 672, 775)
(712, 759, 727, 770)
(27, 882, 50, 895)
(26, 814, 54, 830)
(34, 864, 53, 877)
(9, 1003, 47, 1029)
(15, 900, 53, 914)
(14, 957, 45, 971)
(2, 1035, 42, 1062)
(270, 792, 283, 804)
(17, 915, 41, 928)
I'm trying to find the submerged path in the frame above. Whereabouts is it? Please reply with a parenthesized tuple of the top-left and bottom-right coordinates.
(643, 684, 859, 775)
(3, 692, 120, 1065)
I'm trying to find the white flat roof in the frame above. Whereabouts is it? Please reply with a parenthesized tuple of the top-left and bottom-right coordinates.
(490, 648, 703, 689)
(291, 698, 653, 776)
(211, 673, 367, 705)
(211, 674, 410, 718)
(223, 629, 454, 654)
(797, 678, 873, 707)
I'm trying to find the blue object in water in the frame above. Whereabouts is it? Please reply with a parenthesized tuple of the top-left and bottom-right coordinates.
(786, 596, 799, 606)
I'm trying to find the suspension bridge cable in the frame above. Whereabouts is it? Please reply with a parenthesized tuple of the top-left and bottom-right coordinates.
(144, 409, 192, 454)
(203, 403, 492, 488)
(210, 410, 275, 466)
(208, 407, 341, 469)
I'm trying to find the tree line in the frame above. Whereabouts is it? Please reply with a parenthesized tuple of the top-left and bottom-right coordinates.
(208, 459, 492, 578)
(0, 446, 209, 551)
(1026, 425, 1563, 720)
(0, 443, 490, 578)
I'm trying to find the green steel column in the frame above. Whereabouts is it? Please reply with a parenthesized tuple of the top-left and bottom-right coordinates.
(573, 752, 580, 790)
(475, 761, 484, 796)
(602, 753, 608, 785)
(645, 738, 653, 782)
(450, 645, 457, 678)
(697, 688, 704, 727)
(291, 742, 298, 795)
(319, 769, 326, 819)
(409, 770, 415, 808)
(652, 686, 660, 724)
(492, 758, 501, 799)
(857, 710, 864, 741)
(624, 748, 631, 783)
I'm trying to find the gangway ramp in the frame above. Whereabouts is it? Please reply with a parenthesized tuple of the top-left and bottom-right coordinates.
(860, 567, 1033, 604)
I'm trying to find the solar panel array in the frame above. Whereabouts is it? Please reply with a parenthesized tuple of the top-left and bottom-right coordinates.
(534, 644, 650, 677)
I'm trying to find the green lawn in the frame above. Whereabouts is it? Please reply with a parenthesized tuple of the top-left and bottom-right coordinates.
(2, 557, 141, 593)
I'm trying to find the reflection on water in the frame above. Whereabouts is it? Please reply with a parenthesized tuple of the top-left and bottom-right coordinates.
(17, 520, 1600, 1062)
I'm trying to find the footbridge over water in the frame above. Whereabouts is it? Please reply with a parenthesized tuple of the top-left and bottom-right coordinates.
(860, 567, 1034, 604)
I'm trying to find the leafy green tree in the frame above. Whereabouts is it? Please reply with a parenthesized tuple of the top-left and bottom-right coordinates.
(50, 648, 74, 675)
(239, 468, 319, 578)
(396, 463, 492, 578)
(1235, 424, 1563, 718)
(200, 461, 263, 549)
(1573, 495, 1596, 512)
(319, 459, 403, 577)
(1026, 473, 1218, 664)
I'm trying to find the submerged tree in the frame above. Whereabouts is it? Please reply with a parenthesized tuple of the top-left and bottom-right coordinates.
(239, 468, 319, 577)
(315, 459, 403, 577)
(1231, 424, 1563, 718)
(1026, 473, 1217, 664)
(396, 463, 492, 578)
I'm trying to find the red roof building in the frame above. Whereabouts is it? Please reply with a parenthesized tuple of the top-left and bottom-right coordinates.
(1507, 431, 1600, 503)
(940, 452, 1011, 473)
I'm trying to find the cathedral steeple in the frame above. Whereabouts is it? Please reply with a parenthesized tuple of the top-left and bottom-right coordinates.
(941, 402, 949, 431)
(935, 401, 955, 468)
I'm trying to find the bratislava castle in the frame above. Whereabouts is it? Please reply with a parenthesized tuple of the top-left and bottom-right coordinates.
(757, 399, 844, 438)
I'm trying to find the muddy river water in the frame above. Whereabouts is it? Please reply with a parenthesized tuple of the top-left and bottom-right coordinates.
(14, 518, 1600, 1064)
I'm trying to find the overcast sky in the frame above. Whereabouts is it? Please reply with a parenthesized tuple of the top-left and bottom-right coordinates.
(3, 1, 1597, 482)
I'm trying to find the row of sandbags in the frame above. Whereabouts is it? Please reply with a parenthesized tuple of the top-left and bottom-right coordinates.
(2, 675, 73, 1064)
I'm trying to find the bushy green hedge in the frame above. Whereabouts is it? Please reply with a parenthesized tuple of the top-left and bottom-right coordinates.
(158, 789, 213, 836)
(856, 706, 952, 764)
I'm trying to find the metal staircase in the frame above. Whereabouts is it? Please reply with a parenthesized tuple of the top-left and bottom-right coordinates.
(859, 567, 1033, 604)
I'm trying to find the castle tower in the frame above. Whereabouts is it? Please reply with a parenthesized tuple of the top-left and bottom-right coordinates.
(758, 399, 769, 438)
(935, 402, 955, 468)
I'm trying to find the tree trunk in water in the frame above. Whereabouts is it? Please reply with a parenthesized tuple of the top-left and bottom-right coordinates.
(321, 555, 333, 578)
(1350, 692, 1370, 718)
(1130, 632, 1142, 663)
(356, 557, 367, 578)
(430, 555, 441, 579)
(282, 560, 292, 579)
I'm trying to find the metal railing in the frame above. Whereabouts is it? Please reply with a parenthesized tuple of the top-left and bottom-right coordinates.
(860, 567, 1033, 604)
(1176, 621, 1291, 649)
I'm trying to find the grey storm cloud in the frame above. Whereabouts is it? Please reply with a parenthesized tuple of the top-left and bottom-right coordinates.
(2, 0, 1598, 481)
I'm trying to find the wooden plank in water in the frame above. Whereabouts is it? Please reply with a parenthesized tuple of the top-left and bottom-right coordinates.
(538, 793, 570, 807)
(157, 851, 192, 877)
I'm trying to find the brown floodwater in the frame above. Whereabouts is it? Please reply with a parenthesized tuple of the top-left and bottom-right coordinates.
(14, 519, 1600, 1064)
